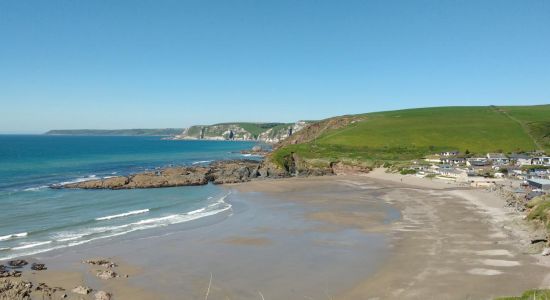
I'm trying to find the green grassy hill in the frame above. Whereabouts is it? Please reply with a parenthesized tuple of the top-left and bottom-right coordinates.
(272, 105, 549, 168)
(498, 105, 550, 151)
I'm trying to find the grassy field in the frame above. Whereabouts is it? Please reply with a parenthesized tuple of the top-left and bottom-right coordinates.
(272, 105, 548, 167)
(499, 105, 550, 152)
(495, 289, 550, 300)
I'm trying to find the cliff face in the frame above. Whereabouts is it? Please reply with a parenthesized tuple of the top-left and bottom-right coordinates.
(171, 121, 311, 143)
(274, 115, 365, 149)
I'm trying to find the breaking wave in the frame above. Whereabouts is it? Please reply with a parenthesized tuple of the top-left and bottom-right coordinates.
(96, 209, 150, 221)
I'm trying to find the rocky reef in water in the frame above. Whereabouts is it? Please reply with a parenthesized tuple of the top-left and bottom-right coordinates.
(52, 157, 370, 190)
(52, 160, 290, 190)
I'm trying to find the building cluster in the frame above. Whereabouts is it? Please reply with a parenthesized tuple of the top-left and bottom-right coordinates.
(405, 151, 550, 197)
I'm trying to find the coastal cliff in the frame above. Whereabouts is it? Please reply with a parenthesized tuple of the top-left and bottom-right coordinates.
(170, 121, 311, 143)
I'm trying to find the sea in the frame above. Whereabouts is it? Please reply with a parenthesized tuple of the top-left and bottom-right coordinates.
(0, 135, 258, 261)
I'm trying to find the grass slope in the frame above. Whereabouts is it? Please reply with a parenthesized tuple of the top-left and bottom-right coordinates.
(499, 105, 550, 152)
(272, 106, 545, 167)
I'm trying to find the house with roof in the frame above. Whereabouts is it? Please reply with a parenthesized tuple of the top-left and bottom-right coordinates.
(466, 158, 490, 167)
(423, 154, 442, 163)
(532, 156, 550, 166)
(440, 150, 459, 157)
(527, 178, 550, 191)
(440, 157, 466, 165)
(486, 153, 510, 165)
(509, 153, 532, 166)
(437, 168, 468, 181)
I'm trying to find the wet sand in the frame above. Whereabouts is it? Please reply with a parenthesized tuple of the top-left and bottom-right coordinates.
(3, 171, 550, 299)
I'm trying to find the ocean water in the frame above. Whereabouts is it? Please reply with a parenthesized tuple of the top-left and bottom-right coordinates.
(0, 135, 257, 260)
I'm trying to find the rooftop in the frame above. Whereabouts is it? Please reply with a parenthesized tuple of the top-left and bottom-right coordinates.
(527, 179, 550, 185)
(487, 153, 508, 159)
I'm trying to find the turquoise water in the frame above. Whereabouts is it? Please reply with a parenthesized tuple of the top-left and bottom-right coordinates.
(0, 135, 256, 260)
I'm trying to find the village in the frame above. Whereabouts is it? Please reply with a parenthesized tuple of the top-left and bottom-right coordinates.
(402, 151, 550, 202)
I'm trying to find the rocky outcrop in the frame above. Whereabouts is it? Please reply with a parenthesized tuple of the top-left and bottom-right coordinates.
(56, 166, 211, 190)
(95, 290, 112, 300)
(72, 285, 92, 295)
(82, 259, 117, 268)
(7, 260, 28, 268)
(30, 263, 46, 271)
(0, 279, 32, 299)
(96, 270, 118, 280)
(55, 160, 293, 190)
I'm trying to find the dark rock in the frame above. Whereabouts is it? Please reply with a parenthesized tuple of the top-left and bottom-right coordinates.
(31, 263, 47, 271)
(11, 270, 22, 277)
(82, 259, 117, 268)
(8, 259, 28, 268)
(0, 270, 23, 278)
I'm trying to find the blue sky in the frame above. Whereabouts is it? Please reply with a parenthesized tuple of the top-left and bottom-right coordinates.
(1, 0, 549, 133)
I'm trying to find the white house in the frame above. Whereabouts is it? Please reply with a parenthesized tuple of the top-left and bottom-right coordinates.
(424, 155, 442, 163)
(509, 154, 532, 166)
(438, 168, 468, 181)
(440, 157, 466, 165)
(486, 153, 510, 165)
(532, 157, 550, 166)
(440, 150, 459, 157)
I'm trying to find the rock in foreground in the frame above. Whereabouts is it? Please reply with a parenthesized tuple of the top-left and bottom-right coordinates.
(72, 285, 92, 295)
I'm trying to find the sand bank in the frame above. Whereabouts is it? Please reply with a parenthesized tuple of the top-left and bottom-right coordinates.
(2, 171, 549, 299)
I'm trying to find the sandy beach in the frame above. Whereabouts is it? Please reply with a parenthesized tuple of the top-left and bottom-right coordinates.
(3, 170, 550, 299)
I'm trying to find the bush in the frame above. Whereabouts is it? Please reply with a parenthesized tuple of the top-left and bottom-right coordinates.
(400, 169, 417, 175)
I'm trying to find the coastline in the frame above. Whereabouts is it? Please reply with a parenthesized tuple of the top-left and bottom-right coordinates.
(2, 170, 550, 299)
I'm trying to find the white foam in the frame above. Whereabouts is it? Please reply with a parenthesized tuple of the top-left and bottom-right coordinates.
(192, 160, 213, 165)
(187, 208, 206, 215)
(23, 186, 48, 192)
(0, 232, 28, 241)
(12, 241, 52, 250)
(0, 247, 10, 252)
(96, 209, 150, 221)
(56, 175, 98, 186)
(0, 193, 233, 261)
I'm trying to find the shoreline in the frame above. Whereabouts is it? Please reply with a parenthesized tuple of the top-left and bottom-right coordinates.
(2, 169, 550, 299)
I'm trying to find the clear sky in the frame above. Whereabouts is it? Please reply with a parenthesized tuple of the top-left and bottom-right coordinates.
(1, 0, 549, 133)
